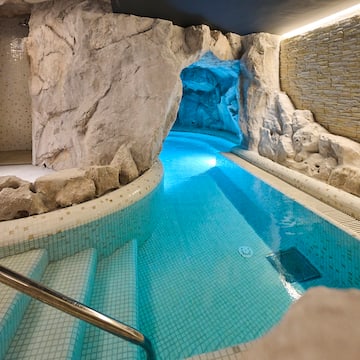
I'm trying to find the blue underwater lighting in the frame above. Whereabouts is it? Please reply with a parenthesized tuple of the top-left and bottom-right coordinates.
(174, 52, 242, 142)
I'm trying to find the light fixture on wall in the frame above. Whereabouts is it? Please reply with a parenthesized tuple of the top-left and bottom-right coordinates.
(281, 3, 360, 39)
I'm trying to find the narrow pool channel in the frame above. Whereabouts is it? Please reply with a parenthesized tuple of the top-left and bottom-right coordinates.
(138, 132, 360, 360)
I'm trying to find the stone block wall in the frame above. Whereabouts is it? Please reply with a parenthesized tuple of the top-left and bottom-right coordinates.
(280, 15, 360, 142)
(0, 17, 32, 151)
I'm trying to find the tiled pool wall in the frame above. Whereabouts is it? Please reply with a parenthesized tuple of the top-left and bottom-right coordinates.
(0, 161, 163, 261)
(220, 153, 360, 291)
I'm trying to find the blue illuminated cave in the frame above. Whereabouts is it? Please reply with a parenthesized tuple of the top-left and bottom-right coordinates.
(174, 52, 242, 142)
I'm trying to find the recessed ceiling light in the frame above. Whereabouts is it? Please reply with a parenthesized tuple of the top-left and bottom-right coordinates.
(281, 3, 360, 39)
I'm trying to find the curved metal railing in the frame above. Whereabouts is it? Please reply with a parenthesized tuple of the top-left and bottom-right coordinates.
(0, 264, 155, 359)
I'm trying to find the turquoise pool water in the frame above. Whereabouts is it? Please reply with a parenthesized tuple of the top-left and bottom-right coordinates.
(138, 132, 360, 360)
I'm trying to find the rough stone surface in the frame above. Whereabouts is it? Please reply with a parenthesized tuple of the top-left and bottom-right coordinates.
(110, 144, 139, 185)
(0, 180, 47, 221)
(84, 165, 119, 196)
(0, 175, 31, 190)
(2, 0, 360, 204)
(319, 133, 360, 167)
(27, 0, 241, 175)
(244, 287, 360, 360)
(329, 166, 360, 197)
(239, 33, 360, 195)
(0, 163, 127, 221)
(34, 168, 96, 209)
(293, 122, 328, 161)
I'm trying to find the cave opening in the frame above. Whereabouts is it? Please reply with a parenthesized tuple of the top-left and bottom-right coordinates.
(173, 52, 242, 144)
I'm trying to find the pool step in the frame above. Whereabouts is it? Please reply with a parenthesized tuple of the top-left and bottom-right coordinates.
(81, 239, 140, 360)
(0, 249, 49, 360)
(1, 241, 142, 360)
(4, 248, 98, 360)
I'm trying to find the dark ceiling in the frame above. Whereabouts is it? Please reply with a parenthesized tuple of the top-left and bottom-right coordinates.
(111, 0, 360, 35)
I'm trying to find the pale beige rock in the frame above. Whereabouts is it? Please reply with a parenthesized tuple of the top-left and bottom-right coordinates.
(0, 184, 47, 221)
(5, 0, 359, 198)
(275, 92, 294, 136)
(294, 153, 337, 181)
(27, 0, 241, 176)
(258, 127, 277, 161)
(34, 168, 96, 209)
(292, 109, 314, 133)
(84, 165, 119, 196)
(244, 287, 360, 360)
(239, 33, 281, 151)
(236, 31, 360, 197)
(256, 90, 296, 163)
(293, 123, 328, 161)
(277, 135, 295, 163)
(319, 133, 360, 167)
(55, 179, 96, 207)
(0, 175, 31, 190)
(328, 166, 360, 196)
(110, 144, 140, 185)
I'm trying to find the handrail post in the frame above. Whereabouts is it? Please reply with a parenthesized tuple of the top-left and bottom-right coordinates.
(0, 264, 155, 359)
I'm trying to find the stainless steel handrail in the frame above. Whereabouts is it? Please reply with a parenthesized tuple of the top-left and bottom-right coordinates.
(0, 264, 155, 360)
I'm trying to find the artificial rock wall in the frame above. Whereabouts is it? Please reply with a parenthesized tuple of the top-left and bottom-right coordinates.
(280, 14, 360, 142)
(26, 0, 241, 174)
(239, 30, 360, 197)
(1, 0, 360, 214)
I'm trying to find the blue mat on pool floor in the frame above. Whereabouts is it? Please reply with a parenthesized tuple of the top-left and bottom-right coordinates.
(266, 247, 321, 283)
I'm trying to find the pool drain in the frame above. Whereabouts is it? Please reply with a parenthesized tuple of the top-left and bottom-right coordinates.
(238, 246, 253, 258)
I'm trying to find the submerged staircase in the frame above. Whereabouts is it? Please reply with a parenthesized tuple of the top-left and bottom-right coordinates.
(0, 240, 142, 360)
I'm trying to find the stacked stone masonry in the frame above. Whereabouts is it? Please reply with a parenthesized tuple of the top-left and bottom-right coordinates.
(280, 15, 360, 143)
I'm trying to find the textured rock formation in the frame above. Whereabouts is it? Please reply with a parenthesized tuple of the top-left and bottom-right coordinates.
(34, 168, 96, 210)
(83, 165, 120, 196)
(0, 164, 123, 221)
(240, 32, 360, 196)
(174, 52, 241, 140)
(0, 176, 47, 220)
(244, 287, 360, 360)
(3, 0, 359, 201)
(26, 0, 241, 175)
(329, 166, 360, 197)
(110, 144, 139, 185)
(0, 175, 30, 190)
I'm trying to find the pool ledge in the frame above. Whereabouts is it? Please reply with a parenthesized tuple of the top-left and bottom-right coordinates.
(0, 160, 163, 253)
(226, 149, 360, 240)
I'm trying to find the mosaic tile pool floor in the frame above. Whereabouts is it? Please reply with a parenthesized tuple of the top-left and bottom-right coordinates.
(138, 133, 360, 360)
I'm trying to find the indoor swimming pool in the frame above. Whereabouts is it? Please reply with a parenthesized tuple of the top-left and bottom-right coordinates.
(1, 132, 360, 360)
(138, 132, 360, 359)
